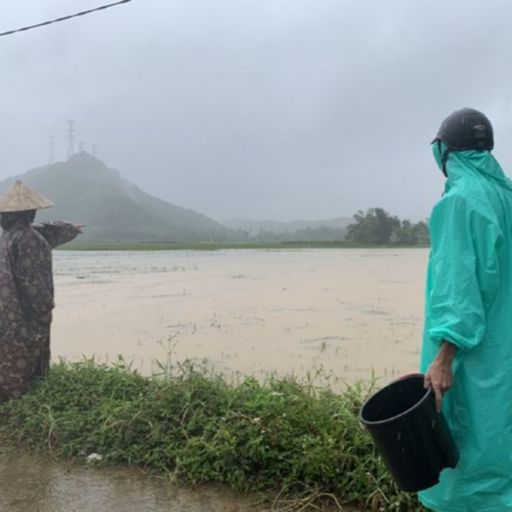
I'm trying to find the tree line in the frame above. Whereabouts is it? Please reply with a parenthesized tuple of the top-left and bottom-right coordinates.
(345, 208, 429, 245)
(233, 208, 429, 245)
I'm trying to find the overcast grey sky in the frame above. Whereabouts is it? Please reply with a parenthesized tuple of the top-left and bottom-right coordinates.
(0, 0, 511, 222)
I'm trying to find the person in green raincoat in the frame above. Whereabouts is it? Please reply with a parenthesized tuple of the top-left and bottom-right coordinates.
(420, 108, 512, 511)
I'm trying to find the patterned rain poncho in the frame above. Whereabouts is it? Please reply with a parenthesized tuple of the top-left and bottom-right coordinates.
(420, 147, 512, 511)
(0, 220, 80, 400)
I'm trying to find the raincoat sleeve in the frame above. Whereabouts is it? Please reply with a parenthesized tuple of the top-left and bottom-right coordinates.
(11, 232, 54, 321)
(427, 193, 501, 351)
(33, 222, 81, 248)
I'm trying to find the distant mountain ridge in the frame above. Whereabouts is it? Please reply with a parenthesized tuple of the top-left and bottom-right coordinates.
(0, 153, 234, 243)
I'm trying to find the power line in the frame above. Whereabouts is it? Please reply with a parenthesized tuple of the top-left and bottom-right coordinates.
(0, 0, 133, 38)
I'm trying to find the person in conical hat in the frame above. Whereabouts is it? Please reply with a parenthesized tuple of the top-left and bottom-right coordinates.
(0, 180, 83, 400)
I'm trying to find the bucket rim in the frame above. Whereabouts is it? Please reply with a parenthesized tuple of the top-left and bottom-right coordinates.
(359, 373, 433, 426)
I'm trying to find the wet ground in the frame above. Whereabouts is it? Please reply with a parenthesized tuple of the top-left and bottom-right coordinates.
(0, 451, 267, 512)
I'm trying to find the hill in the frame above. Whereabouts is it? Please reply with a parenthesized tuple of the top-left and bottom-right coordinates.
(0, 153, 234, 243)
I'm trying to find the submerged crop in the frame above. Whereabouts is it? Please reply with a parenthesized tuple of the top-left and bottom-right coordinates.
(0, 360, 426, 511)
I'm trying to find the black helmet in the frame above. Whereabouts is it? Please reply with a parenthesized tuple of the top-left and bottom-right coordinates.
(434, 108, 494, 151)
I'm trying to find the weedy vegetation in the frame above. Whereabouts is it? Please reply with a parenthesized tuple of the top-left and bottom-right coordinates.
(0, 360, 426, 511)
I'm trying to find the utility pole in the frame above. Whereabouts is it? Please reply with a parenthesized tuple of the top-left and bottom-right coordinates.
(79, 140, 85, 153)
(91, 144, 98, 158)
(66, 120, 76, 158)
(49, 136, 55, 164)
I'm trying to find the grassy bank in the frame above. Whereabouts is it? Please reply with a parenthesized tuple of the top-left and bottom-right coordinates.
(60, 242, 429, 251)
(0, 361, 426, 511)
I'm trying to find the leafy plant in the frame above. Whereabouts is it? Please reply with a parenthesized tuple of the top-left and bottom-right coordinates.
(0, 360, 426, 511)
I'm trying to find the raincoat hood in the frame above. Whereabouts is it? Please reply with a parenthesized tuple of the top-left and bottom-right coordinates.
(433, 143, 512, 195)
(432, 141, 445, 170)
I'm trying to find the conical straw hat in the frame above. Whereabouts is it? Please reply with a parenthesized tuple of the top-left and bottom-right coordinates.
(0, 180, 53, 213)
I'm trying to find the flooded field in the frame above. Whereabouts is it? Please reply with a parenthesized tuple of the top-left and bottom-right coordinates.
(52, 248, 428, 386)
(5, 249, 427, 512)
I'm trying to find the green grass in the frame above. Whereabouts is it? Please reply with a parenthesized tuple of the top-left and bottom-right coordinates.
(59, 241, 429, 251)
(0, 361, 426, 511)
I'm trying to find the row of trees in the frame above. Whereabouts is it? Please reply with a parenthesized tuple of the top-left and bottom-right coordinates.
(345, 208, 429, 245)
(234, 208, 429, 245)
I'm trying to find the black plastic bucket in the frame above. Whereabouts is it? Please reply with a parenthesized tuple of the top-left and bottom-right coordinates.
(359, 373, 458, 492)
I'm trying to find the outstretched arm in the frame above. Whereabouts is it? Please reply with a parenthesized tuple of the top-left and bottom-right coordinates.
(33, 222, 83, 248)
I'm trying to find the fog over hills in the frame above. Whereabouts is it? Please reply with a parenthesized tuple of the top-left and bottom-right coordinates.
(0, 153, 353, 243)
(0, 153, 234, 243)
(222, 217, 352, 235)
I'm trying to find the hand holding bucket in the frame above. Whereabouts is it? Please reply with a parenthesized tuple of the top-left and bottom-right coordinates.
(359, 373, 459, 492)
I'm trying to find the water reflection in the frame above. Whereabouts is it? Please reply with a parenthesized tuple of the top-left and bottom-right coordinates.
(0, 451, 265, 512)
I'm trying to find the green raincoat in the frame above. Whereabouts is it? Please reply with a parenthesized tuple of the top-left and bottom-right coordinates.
(419, 146, 512, 512)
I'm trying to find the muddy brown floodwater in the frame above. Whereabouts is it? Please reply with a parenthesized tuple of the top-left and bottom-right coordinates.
(0, 451, 266, 512)
(52, 248, 428, 387)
